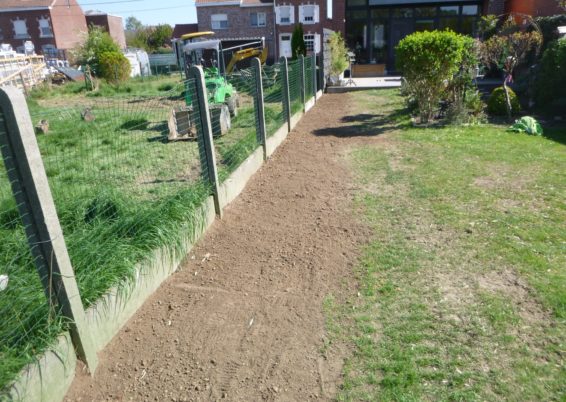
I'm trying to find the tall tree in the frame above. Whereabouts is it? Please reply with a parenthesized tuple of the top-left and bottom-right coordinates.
(291, 24, 306, 59)
(125, 16, 143, 32)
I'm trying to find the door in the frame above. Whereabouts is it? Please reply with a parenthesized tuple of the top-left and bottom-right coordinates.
(279, 34, 292, 58)
(388, 19, 413, 73)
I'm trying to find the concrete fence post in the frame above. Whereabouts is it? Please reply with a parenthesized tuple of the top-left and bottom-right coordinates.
(252, 58, 267, 160)
(189, 65, 222, 218)
(298, 55, 306, 110)
(0, 87, 98, 372)
(280, 56, 291, 132)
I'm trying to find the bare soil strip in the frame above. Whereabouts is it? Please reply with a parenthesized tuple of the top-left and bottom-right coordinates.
(65, 94, 371, 401)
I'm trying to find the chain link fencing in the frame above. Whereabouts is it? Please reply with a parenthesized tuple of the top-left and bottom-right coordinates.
(261, 62, 286, 137)
(0, 55, 319, 392)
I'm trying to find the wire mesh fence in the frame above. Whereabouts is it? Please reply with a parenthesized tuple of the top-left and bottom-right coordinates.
(304, 56, 315, 101)
(287, 59, 303, 116)
(213, 67, 261, 182)
(0, 54, 318, 391)
(26, 78, 211, 307)
(0, 132, 66, 390)
(262, 62, 286, 137)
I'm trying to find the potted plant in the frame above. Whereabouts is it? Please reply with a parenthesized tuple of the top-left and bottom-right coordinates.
(328, 32, 349, 86)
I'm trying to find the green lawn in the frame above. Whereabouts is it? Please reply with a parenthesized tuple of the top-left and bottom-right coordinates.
(328, 90, 566, 401)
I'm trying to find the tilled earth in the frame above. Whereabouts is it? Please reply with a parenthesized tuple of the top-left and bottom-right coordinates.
(65, 94, 374, 401)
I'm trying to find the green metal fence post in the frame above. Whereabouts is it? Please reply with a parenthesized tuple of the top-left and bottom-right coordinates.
(188, 66, 222, 218)
(252, 58, 267, 160)
(312, 53, 318, 101)
(280, 56, 291, 132)
(0, 87, 99, 373)
(299, 55, 306, 110)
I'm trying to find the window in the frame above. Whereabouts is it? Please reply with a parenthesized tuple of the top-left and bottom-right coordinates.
(304, 34, 315, 52)
(440, 6, 459, 16)
(42, 44, 57, 57)
(276, 6, 294, 25)
(211, 14, 228, 30)
(251, 12, 266, 27)
(12, 19, 29, 39)
(392, 8, 413, 18)
(299, 5, 319, 24)
(462, 5, 479, 15)
(415, 19, 435, 32)
(38, 17, 53, 38)
(327, 0, 332, 19)
(415, 7, 436, 17)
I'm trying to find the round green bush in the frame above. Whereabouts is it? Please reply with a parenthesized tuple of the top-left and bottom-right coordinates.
(396, 30, 476, 123)
(98, 51, 131, 85)
(487, 87, 521, 116)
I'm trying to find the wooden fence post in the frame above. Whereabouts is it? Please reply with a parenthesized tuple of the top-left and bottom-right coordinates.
(0, 87, 98, 372)
(280, 56, 291, 132)
(252, 58, 267, 160)
(188, 66, 222, 217)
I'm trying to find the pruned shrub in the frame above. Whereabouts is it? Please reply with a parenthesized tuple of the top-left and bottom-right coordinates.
(535, 38, 566, 114)
(98, 51, 131, 85)
(396, 30, 475, 124)
(487, 87, 521, 116)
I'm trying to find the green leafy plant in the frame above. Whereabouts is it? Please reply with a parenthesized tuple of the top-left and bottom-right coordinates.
(508, 116, 543, 135)
(98, 51, 131, 85)
(329, 31, 349, 77)
(487, 86, 521, 116)
(535, 38, 566, 113)
(396, 30, 474, 124)
(72, 26, 121, 75)
(480, 18, 542, 120)
(291, 24, 306, 59)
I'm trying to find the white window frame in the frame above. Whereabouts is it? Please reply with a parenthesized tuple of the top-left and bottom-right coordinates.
(250, 12, 266, 27)
(304, 34, 315, 52)
(327, 0, 333, 19)
(276, 5, 294, 25)
(299, 4, 319, 24)
(12, 19, 29, 39)
(211, 14, 228, 30)
(38, 16, 53, 38)
(279, 33, 292, 58)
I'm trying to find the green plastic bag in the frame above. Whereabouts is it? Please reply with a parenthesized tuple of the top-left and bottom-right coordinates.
(508, 116, 543, 136)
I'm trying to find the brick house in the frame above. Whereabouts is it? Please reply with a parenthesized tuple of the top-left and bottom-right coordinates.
(504, 0, 564, 16)
(274, 0, 345, 58)
(85, 10, 126, 49)
(0, 0, 87, 58)
(196, 0, 276, 61)
(172, 23, 199, 39)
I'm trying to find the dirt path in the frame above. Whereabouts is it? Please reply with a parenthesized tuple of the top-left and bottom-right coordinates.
(64, 94, 375, 402)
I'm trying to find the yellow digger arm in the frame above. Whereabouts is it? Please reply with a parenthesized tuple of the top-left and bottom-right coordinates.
(225, 46, 268, 74)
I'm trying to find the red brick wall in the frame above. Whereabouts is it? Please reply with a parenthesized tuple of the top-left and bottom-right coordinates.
(197, 5, 276, 59)
(505, 0, 563, 16)
(276, 0, 345, 35)
(50, 0, 88, 50)
(0, 9, 58, 53)
(275, 0, 345, 59)
(86, 14, 126, 49)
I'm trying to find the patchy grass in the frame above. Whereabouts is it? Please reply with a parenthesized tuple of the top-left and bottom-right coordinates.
(330, 90, 566, 401)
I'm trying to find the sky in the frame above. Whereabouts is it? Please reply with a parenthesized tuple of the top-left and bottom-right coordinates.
(77, 0, 197, 26)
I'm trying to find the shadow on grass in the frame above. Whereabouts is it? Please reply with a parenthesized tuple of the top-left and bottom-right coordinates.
(542, 126, 566, 146)
(312, 108, 411, 138)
